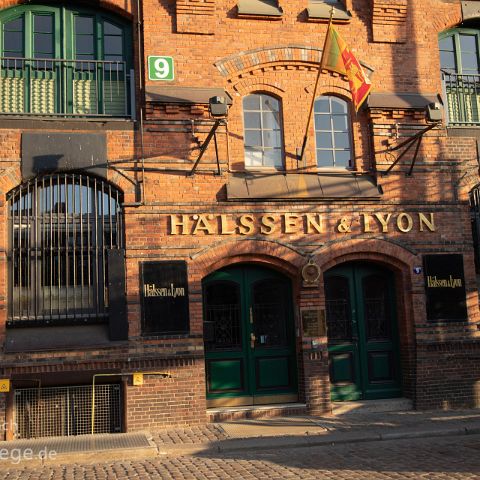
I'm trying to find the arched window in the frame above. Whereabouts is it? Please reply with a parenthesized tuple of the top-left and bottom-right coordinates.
(440, 29, 480, 124)
(7, 174, 123, 326)
(0, 4, 132, 116)
(242, 93, 284, 169)
(314, 95, 352, 168)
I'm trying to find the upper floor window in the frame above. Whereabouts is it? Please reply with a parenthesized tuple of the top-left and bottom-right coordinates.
(314, 96, 352, 168)
(440, 29, 480, 125)
(243, 93, 284, 169)
(7, 174, 123, 327)
(0, 5, 132, 117)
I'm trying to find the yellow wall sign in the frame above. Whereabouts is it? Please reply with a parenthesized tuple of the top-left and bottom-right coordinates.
(0, 379, 10, 393)
(133, 373, 144, 386)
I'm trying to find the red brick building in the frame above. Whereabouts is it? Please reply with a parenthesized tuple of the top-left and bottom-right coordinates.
(0, 0, 480, 440)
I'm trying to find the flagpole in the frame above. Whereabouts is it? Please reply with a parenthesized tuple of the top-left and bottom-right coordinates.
(298, 6, 335, 166)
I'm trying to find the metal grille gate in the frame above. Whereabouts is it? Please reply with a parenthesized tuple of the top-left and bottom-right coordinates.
(7, 173, 123, 326)
(14, 384, 122, 439)
(470, 185, 480, 272)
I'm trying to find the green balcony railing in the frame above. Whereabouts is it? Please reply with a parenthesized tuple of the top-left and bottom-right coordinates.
(442, 71, 480, 126)
(0, 57, 132, 117)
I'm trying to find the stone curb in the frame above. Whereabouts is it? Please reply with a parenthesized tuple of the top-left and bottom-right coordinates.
(3, 424, 480, 466)
(159, 424, 480, 456)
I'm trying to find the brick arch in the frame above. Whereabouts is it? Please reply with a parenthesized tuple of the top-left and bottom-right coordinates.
(215, 46, 323, 78)
(189, 239, 306, 282)
(0, 165, 21, 196)
(307, 82, 351, 98)
(312, 237, 419, 273)
(230, 80, 286, 96)
(431, 6, 463, 33)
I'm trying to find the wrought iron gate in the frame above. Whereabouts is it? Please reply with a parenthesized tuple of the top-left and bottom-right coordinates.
(14, 384, 122, 439)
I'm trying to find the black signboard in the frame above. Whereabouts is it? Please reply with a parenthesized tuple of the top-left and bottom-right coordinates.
(424, 254, 467, 321)
(141, 261, 190, 335)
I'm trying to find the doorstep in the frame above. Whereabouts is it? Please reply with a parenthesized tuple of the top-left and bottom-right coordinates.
(207, 402, 308, 422)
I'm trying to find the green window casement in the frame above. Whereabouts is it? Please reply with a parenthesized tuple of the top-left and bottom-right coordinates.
(439, 29, 480, 125)
(0, 4, 132, 117)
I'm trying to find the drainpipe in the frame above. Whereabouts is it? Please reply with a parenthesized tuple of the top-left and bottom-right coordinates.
(136, 0, 146, 205)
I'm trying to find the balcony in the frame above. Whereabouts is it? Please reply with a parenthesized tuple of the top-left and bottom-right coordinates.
(442, 71, 480, 126)
(0, 57, 133, 118)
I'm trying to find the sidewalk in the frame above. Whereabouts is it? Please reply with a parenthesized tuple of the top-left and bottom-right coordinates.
(1, 403, 480, 466)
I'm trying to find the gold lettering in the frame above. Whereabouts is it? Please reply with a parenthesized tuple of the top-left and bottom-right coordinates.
(192, 214, 215, 235)
(374, 213, 392, 233)
(361, 213, 373, 233)
(419, 213, 436, 232)
(284, 213, 300, 234)
(170, 215, 189, 235)
(396, 213, 413, 233)
(260, 215, 276, 235)
(305, 213, 323, 234)
(427, 275, 462, 288)
(220, 214, 235, 235)
(238, 214, 255, 235)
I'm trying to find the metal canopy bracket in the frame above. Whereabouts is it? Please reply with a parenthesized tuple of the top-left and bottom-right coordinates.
(189, 119, 226, 176)
(382, 121, 441, 176)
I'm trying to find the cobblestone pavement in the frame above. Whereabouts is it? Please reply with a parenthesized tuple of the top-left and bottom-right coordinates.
(1, 434, 480, 479)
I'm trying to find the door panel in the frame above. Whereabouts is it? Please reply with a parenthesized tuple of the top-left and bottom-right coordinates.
(204, 266, 297, 407)
(325, 263, 401, 401)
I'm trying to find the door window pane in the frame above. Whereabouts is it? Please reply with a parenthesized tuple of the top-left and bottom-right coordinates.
(3, 16, 24, 57)
(204, 282, 241, 351)
(75, 16, 95, 60)
(325, 275, 353, 342)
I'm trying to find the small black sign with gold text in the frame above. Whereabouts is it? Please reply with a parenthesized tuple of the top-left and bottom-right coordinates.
(424, 254, 467, 321)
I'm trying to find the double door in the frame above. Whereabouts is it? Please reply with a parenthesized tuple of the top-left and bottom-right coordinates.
(203, 266, 297, 407)
(325, 263, 401, 401)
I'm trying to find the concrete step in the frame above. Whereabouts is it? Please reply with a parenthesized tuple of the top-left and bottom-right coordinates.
(332, 398, 413, 415)
(207, 403, 308, 422)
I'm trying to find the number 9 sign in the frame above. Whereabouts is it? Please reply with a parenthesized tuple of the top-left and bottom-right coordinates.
(148, 56, 174, 81)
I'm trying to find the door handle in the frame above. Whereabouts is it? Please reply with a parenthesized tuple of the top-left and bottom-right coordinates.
(250, 332, 256, 349)
(249, 306, 253, 324)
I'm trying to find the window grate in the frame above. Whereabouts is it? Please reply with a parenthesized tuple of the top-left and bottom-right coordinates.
(470, 185, 480, 273)
(14, 384, 122, 439)
(7, 173, 123, 327)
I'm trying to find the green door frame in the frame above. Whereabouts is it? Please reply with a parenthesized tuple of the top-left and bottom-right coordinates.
(326, 262, 402, 402)
(203, 265, 298, 407)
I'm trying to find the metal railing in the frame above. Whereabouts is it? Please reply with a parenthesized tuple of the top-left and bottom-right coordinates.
(0, 56, 131, 117)
(442, 71, 480, 125)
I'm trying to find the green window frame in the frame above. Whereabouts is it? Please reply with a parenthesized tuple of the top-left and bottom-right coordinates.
(439, 28, 480, 125)
(0, 4, 132, 116)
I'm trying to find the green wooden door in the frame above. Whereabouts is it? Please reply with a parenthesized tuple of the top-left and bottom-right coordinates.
(203, 266, 298, 407)
(325, 263, 402, 401)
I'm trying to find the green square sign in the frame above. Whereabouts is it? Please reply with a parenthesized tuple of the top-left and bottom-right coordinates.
(148, 56, 174, 81)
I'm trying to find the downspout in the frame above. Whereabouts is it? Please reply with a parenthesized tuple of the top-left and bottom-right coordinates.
(136, 0, 146, 205)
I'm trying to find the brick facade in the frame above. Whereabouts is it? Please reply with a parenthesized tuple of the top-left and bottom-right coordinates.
(0, 0, 479, 439)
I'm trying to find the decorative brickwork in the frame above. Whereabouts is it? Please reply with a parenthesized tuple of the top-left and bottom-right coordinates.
(176, 0, 216, 34)
(372, 0, 408, 43)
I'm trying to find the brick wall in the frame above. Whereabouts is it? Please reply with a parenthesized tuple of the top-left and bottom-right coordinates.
(0, 0, 478, 430)
(125, 360, 207, 430)
(416, 343, 480, 409)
